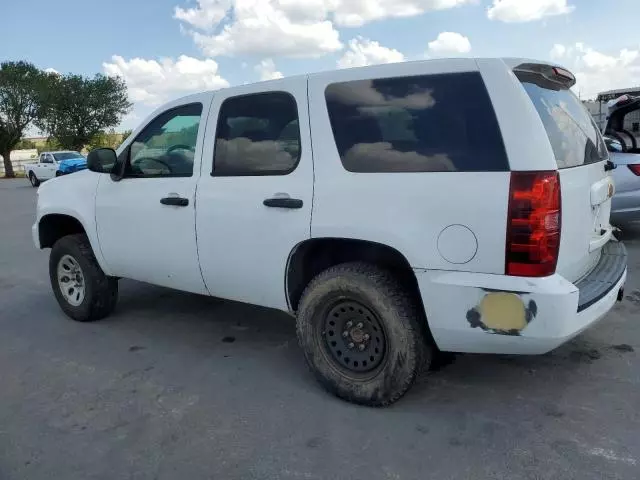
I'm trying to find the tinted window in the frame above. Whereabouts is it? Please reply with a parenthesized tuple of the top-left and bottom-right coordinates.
(53, 152, 84, 161)
(324, 72, 508, 173)
(213, 92, 300, 176)
(519, 79, 607, 168)
(126, 103, 202, 177)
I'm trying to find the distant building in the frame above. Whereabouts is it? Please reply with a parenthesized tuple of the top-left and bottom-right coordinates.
(584, 86, 640, 132)
(583, 100, 605, 130)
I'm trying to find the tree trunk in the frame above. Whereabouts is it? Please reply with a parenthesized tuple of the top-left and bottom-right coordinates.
(1, 150, 15, 178)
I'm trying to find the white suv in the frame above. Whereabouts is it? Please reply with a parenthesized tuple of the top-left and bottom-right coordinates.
(33, 58, 627, 406)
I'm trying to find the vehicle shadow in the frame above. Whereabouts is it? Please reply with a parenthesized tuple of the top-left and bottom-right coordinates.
(97, 276, 637, 413)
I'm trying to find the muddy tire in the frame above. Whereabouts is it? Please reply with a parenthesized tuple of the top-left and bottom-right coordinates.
(296, 262, 430, 406)
(49, 234, 118, 322)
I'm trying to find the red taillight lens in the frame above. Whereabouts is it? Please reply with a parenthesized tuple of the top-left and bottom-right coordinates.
(628, 164, 640, 176)
(506, 171, 561, 277)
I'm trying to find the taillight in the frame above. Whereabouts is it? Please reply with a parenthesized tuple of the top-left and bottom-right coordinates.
(628, 164, 640, 176)
(506, 171, 561, 277)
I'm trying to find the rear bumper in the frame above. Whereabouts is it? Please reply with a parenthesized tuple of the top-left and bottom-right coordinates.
(415, 241, 627, 355)
(611, 190, 640, 223)
(576, 241, 627, 311)
(611, 207, 640, 223)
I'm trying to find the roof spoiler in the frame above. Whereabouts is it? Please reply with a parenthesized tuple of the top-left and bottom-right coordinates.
(513, 63, 576, 90)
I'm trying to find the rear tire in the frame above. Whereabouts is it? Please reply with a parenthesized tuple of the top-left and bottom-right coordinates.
(296, 262, 430, 406)
(55, 171, 62, 177)
(49, 234, 118, 322)
(29, 172, 40, 187)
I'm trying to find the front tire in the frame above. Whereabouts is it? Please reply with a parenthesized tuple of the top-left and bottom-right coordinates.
(29, 172, 40, 187)
(296, 262, 430, 406)
(49, 234, 118, 322)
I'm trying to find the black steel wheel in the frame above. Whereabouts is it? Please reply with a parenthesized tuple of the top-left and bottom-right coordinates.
(297, 262, 431, 406)
(322, 300, 387, 374)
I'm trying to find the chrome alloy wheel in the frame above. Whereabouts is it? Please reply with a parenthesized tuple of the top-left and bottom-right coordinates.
(57, 254, 85, 306)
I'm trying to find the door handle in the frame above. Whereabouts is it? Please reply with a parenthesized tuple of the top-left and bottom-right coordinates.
(263, 197, 303, 209)
(160, 196, 189, 207)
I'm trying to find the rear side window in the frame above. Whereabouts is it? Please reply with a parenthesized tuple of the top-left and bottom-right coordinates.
(324, 72, 508, 173)
(213, 92, 301, 176)
(518, 78, 608, 168)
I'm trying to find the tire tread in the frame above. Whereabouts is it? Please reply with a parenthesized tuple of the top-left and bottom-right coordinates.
(50, 234, 117, 322)
(296, 262, 429, 406)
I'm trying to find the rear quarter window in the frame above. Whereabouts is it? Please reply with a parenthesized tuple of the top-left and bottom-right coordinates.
(518, 78, 608, 169)
(324, 72, 509, 173)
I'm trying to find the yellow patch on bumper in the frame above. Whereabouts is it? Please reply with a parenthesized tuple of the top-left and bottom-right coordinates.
(479, 292, 527, 331)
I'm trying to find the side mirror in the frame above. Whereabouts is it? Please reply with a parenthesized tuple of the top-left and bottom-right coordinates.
(87, 148, 117, 174)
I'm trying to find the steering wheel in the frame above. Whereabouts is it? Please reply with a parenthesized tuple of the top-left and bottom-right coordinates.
(131, 157, 174, 174)
(167, 144, 195, 154)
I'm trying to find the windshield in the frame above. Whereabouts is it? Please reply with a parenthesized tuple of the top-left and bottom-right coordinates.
(519, 80, 608, 168)
(53, 152, 84, 161)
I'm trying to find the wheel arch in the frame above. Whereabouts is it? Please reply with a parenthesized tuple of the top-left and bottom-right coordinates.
(285, 237, 427, 320)
(38, 214, 88, 249)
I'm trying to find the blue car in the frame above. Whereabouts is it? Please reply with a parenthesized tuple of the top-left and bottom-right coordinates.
(54, 151, 87, 176)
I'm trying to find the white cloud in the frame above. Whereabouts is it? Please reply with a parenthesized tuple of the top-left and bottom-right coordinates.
(548, 43, 640, 98)
(187, 0, 342, 57)
(174, 0, 232, 30)
(427, 32, 471, 55)
(103, 55, 229, 106)
(175, 0, 474, 57)
(255, 58, 284, 80)
(487, 0, 574, 23)
(44, 67, 59, 74)
(550, 44, 566, 60)
(329, 0, 475, 27)
(337, 37, 405, 69)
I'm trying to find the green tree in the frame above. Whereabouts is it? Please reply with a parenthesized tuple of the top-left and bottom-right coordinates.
(88, 128, 133, 151)
(118, 129, 133, 148)
(37, 74, 131, 151)
(15, 138, 36, 149)
(0, 61, 48, 177)
(37, 137, 62, 154)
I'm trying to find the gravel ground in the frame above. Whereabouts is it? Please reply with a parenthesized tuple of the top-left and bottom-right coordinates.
(1, 178, 639, 480)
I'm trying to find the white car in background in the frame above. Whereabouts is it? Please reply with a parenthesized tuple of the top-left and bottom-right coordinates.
(25, 151, 85, 187)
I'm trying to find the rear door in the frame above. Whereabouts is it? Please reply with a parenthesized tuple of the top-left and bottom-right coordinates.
(516, 66, 613, 282)
(195, 78, 313, 310)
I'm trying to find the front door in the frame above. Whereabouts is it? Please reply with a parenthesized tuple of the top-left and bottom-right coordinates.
(95, 95, 212, 294)
(196, 79, 313, 310)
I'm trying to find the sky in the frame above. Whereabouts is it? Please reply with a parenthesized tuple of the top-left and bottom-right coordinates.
(3, 0, 640, 130)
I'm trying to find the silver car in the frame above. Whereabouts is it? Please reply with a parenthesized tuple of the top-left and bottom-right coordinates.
(603, 95, 640, 224)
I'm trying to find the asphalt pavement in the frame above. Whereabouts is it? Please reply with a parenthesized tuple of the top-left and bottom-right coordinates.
(1, 178, 639, 480)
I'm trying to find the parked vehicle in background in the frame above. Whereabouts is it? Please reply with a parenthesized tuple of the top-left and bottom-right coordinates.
(32, 58, 627, 406)
(603, 95, 640, 224)
(56, 152, 87, 176)
(604, 136, 640, 224)
(25, 151, 85, 186)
